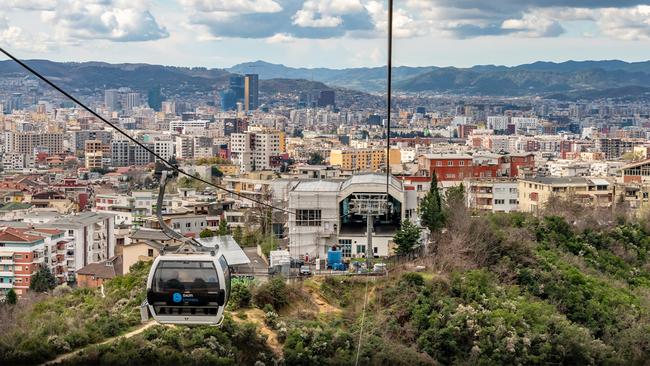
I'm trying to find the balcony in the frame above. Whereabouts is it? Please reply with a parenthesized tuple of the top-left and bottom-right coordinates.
(0, 270, 13, 276)
(33, 256, 44, 264)
(0, 259, 13, 265)
(0, 283, 13, 289)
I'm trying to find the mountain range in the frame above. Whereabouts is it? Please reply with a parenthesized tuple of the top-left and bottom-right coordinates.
(3, 59, 650, 100)
(229, 60, 650, 98)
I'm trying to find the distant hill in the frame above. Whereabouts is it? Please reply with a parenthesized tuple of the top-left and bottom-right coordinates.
(0, 59, 231, 94)
(3, 59, 650, 99)
(227, 60, 434, 93)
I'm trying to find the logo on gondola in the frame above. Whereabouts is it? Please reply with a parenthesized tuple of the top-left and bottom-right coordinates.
(172, 292, 182, 303)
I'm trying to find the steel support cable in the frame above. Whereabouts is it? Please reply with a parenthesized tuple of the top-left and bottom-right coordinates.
(356, 0, 393, 364)
(0, 47, 367, 222)
(0, 46, 292, 215)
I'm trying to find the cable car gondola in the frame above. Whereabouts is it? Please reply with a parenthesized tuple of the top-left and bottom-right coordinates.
(142, 171, 231, 325)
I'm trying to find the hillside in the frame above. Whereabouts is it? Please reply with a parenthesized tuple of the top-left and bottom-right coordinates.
(2, 199, 650, 364)
(230, 59, 650, 97)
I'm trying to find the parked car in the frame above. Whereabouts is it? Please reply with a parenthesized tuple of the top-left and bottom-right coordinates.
(299, 265, 312, 276)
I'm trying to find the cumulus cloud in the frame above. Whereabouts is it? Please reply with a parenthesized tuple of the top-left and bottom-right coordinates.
(266, 33, 295, 43)
(0, 0, 57, 11)
(0, 13, 56, 52)
(183, 0, 374, 39)
(399, 0, 650, 39)
(39, 0, 169, 42)
(596, 5, 650, 40)
(179, 0, 282, 13)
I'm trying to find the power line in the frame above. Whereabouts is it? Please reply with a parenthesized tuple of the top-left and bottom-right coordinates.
(354, 274, 371, 366)
(0, 46, 294, 215)
(386, 0, 394, 196)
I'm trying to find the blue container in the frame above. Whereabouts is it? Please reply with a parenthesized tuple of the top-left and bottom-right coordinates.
(333, 263, 347, 271)
(327, 248, 342, 268)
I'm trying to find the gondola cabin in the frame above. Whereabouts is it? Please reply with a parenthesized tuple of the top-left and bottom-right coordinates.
(146, 253, 229, 325)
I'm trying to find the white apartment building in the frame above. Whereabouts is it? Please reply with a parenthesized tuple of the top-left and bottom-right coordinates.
(2, 152, 35, 170)
(465, 178, 519, 213)
(512, 117, 539, 135)
(153, 140, 175, 161)
(38, 212, 116, 276)
(487, 116, 510, 131)
(231, 131, 282, 172)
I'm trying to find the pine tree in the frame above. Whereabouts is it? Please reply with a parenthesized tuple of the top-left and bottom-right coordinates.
(216, 220, 229, 236)
(233, 226, 243, 244)
(420, 171, 445, 233)
(393, 220, 421, 255)
(29, 267, 56, 292)
(445, 183, 466, 212)
(6, 288, 17, 305)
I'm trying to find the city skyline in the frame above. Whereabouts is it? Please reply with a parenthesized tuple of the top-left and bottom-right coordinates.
(0, 1, 649, 68)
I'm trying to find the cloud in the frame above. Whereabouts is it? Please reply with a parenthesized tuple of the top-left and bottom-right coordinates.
(0, 13, 56, 52)
(266, 33, 295, 43)
(399, 0, 650, 39)
(0, 0, 57, 10)
(179, 0, 282, 13)
(39, 0, 169, 42)
(596, 5, 650, 40)
(501, 14, 565, 37)
(184, 0, 375, 39)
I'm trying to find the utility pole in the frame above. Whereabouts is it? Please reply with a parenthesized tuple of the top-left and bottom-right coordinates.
(366, 213, 373, 269)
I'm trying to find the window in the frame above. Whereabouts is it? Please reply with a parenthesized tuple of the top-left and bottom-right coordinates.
(14, 254, 21, 259)
(436, 161, 442, 167)
(68, 230, 74, 236)
(494, 199, 505, 205)
(459, 160, 465, 166)
(339, 239, 352, 257)
(147, 249, 154, 257)
(356, 245, 366, 254)
(185, 223, 191, 228)
(296, 209, 322, 226)
(447, 161, 453, 166)
(510, 199, 518, 204)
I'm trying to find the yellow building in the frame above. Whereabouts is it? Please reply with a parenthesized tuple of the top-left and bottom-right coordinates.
(330, 148, 400, 172)
(518, 177, 613, 213)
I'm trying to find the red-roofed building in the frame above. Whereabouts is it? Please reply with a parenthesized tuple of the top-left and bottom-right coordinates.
(0, 226, 67, 298)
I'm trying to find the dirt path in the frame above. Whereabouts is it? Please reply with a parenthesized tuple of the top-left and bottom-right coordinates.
(233, 309, 283, 358)
(42, 322, 157, 365)
(304, 286, 341, 314)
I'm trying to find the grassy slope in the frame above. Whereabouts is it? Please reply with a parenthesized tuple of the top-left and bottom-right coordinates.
(3, 212, 650, 365)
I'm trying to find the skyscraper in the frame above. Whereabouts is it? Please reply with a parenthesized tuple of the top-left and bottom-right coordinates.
(147, 87, 163, 111)
(104, 89, 119, 112)
(244, 74, 259, 112)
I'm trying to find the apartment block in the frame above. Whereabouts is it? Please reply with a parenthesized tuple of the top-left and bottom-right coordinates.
(518, 177, 613, 213)
(466, 178, 519, 213)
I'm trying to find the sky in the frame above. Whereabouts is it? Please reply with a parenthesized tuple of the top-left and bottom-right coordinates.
(1, 0, 650, 69)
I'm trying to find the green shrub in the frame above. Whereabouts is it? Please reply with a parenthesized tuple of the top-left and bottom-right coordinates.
(401, 272, 425, 287)
(252, 277, 288, 310)
(227, 280, 252, 311)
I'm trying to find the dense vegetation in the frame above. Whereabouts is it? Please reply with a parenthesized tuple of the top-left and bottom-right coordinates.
(3, 205, 650, 365)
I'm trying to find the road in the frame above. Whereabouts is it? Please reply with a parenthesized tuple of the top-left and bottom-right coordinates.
(232, 247, 268, 277)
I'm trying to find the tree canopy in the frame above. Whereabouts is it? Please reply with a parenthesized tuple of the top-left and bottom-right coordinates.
(394, 220, 421, 255)
(29, 267, 56, 292)
(216, 220, 229, 236)
(420, 171, 445, 233)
